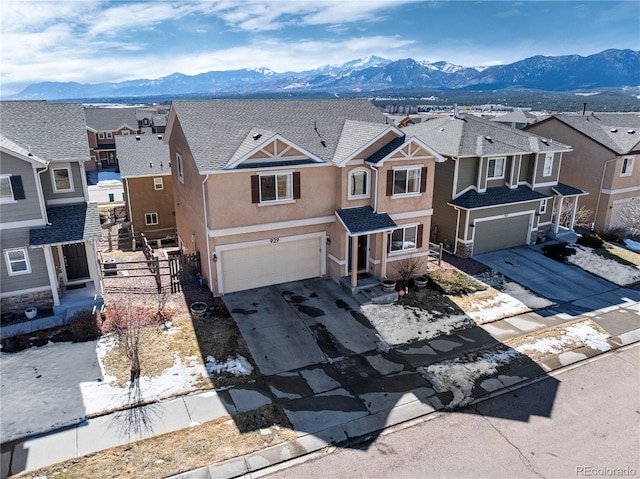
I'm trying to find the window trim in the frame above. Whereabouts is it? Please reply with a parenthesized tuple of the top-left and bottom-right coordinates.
(145, 212, 159, 226)
(487, 157, 506, 180)
(540, 198, 548, 214)
(106, 131, 113, 139)
(98, 132, 105, 140)
(50, 163, 74, 193)
(621, 157, 634, 177)
(259, 171, 293, 203)
(0, 175, 15, 203)
(4, 247, 31, 276)
(154, 177, 164, 190)
(348, 168, 370, 199)
(542, 154, 553, 177)
(389, 225, 419, 253)
(176, 152, 184, 183)
(392, 167, 422, 196)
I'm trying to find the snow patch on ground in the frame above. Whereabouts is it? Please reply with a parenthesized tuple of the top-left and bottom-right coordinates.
(501, 282, 554, 309)
(623, 238, 640, 253)
(462, 291, 531, 324)
(568, 245, 640, 286)
(361, 303, 473, 346)
(515, 321, 611, 356)
(205, 355, 253, 377)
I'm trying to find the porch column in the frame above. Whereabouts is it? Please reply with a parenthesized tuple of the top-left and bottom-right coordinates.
(86, 240, 104, 298)
(381, 232, 388, 279)
(568, 197, 578, 231)
(351, 235, 358, 288)
(554, 196, 564, 234)
(43, 246, 60, 306)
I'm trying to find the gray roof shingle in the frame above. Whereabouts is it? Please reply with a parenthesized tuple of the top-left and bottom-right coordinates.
(170, 99, 387, 172)
(84, 107, 138, 132)
(336, 206, 397, 235)
(449, 186, 549, 209)
(553, 183, 587, 197)
(402, 113, 571, 158)
(115, 134, 171, 177)
(30, 203, 102, 246)
(0, 101, 90, 161)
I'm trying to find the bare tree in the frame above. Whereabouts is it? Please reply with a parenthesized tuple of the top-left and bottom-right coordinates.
(391, 254, 425, 282)
(555, 201, 593, 229)
(615, 200, 640, 236)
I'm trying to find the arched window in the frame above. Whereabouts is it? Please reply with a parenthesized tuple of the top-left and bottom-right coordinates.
(349, 168, 369, 199)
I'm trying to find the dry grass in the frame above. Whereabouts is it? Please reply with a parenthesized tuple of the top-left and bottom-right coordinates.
(603, 242, 640, 267)
(12, 405, 296, 479)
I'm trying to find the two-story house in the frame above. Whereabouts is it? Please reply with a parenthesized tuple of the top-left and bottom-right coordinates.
(1, 101, 103, 315)
(525, 113, 640, 233)
(115, 134, 175, 241)
(165, 99, 444, 295)
(84, 107, 139, 169)
(403, 113, 581, 257)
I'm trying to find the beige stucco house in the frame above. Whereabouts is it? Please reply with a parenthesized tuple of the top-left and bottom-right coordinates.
(402, 113, 581, 257)
(164, 99, 445, 295)
(525, 113, 640, 233)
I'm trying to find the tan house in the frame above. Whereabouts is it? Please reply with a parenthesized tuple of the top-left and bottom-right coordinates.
(403, 113, 580, 257)
(165, 99, 445, 295)
(115, 134, 175, 242)
(525, 113, 640, 233)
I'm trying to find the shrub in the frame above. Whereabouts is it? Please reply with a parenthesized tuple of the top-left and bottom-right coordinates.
(599, 227, 626, 242)
(577, 234, 604, 249)
(68, 309, 102, 342)
(542, 242, 576, 262)
(427, 268, 486, 295)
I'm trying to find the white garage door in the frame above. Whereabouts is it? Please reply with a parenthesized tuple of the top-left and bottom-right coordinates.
(473, 214, 531, 255)
(220, 236, 322, 293)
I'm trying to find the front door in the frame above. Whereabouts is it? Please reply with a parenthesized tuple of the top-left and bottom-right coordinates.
(62, 243, 90, 281)
(348, 235, 368, 272)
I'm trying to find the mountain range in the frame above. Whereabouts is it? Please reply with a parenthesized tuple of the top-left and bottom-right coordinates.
(8, 49, 639, 101)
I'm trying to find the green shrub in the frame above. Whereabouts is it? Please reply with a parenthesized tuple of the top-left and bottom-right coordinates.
(577, 234, 604, 248)
(427, 268, 486, 295)
(542, 242, 576, 262)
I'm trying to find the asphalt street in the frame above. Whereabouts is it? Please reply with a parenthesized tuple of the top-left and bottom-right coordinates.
(258, 344, 640, 479)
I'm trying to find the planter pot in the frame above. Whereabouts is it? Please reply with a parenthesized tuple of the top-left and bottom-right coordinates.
(189, 302, 208, 318)
(25, 307, 38, 320)
(381, 279, 396, 293)
(414, 276, 429, 288)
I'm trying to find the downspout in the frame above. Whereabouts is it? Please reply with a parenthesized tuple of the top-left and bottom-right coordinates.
(593, 158, 618, 230)
(37, 164, 51, 225)
(201, 173, 213, 294)
(79, 159, 90, 201)
(453, 207, 461, 254)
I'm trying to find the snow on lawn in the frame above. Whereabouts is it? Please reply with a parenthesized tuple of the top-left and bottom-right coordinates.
(0, 336, 252, 443)
(460, 290, 531, 324)
(568, 245, 640, 286)
(419, 320, 610, 409)
(361, 303, 473, 346)
(624, 238, 640, 253)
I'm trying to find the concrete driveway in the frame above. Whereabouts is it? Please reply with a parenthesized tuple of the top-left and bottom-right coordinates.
(222, 278, 380, 375)
(474, 245, 625, 304)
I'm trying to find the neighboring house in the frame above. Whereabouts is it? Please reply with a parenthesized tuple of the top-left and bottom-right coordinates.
(115, 134, 175, 241)
(0, 101, 102, 314)
(525, 113, 640, 233)
(165, 99, 444, 295)
(84, 107, 139, 169)
(136, 106, 169, 134)
(402, 113, 581, 257)
(491, 110, 541, 129)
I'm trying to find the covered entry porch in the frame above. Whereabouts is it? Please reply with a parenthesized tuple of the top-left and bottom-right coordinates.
(548, 183, 588, 242)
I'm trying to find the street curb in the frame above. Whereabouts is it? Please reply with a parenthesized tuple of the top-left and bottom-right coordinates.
(169, 334, 639, 479)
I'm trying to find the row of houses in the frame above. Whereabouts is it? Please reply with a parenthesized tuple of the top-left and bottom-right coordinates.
(1, 99, 639, 316)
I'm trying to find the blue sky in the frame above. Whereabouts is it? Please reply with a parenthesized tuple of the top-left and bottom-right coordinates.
(1, 1, 639, 96)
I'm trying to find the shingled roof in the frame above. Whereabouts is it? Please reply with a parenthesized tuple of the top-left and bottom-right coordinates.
(84, 107, 138, 132)
(169, 99, 387, 172)
(0, 101, 90, 161)
(336, 206, 397, 235)
(449, 186, 549, 209)
(115, 134, 171, 177)
(402, 113, 570, 158)
(30, 203, 102, 246)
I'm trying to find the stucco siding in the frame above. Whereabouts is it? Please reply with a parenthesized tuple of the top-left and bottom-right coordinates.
(431, 158, 459, 247)
(0, 153, 44, 225)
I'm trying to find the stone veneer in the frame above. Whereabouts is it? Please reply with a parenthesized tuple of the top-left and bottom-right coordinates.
(1, 291, 54, 314)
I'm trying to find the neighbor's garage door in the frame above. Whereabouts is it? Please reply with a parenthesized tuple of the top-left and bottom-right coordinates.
(473, 214, 531, 255)
(220, 236, 322, 293)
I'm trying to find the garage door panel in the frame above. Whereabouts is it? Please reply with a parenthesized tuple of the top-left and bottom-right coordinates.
(473, 215, 530, 255)
(221, 237, 321, 293)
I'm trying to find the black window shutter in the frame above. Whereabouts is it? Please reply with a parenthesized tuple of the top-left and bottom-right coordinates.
(416, 224, 424, 249)
(293, 172, 301, 199)
(420, 167, 428, 193)
(250, 175, 260, 203)
(386, 170, 394, 196)
(10, 176, 25, 200)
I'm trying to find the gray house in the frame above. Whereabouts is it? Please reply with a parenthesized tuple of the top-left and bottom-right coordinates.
(1, 101, 102, 316)
(403, 113, 584, 256)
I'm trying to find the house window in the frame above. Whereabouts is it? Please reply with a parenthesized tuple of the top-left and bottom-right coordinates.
(543, 154, 553, 177)
(4, 248, 31, 276)
(260, 173, 292, 202)
(121, 130, 130, 136)
(145, 213, 158, 225)
(51, 164, 74, 193)
(390, 225, 418, 253)
(487, 158, 505, 179)
(98, 132, 105, 140)
(154, 178, 163, 190)
(622, 157, 634, 176)
(393, 168, 421, 195)
(540, 198, 548, 214)
(349, 169, 369, 198)
(106, 132, 113, 139)
(0, 176, 14, 202)
(176, 152, 184, 182)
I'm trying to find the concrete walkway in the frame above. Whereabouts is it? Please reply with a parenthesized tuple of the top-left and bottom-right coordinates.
(2, 282, 638, 479)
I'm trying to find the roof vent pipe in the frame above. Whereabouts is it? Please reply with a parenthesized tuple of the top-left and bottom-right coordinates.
(582, 102, 587, 115)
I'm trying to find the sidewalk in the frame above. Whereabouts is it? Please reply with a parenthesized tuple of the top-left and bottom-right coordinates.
(2, 291, 638, 479)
